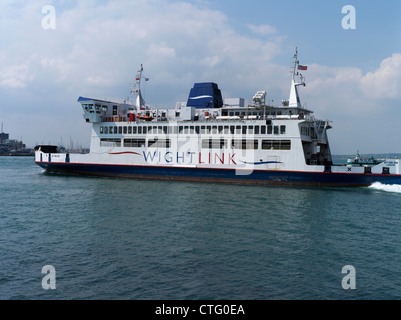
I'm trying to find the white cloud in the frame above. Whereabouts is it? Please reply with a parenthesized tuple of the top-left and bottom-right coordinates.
(85, 76, 114, 86)
(0, 0, 284, 97)
(296, 56, 401, 153)
(146, 42, 176, 60)
(360, 53, 401, 99)
(0, 0, 286, 147)
(247, 24, 277, 35)
(304, 54, 401, 117)
(0, 64, 34, 88)
(40, 58, 72, 82)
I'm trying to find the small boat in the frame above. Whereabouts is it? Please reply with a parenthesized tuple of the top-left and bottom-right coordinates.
(346, 152, 382, 166)
(136, 115, 154, 121)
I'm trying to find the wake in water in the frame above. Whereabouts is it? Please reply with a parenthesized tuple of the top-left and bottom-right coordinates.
(368, 182, 401, 193)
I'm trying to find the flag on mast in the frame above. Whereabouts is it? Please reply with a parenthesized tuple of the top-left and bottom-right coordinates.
(298, 65, 308, 71)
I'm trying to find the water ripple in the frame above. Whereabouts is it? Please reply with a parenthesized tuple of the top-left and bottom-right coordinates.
(2, 157, 401, 299)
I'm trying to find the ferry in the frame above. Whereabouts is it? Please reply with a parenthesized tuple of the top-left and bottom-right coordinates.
(34, 49, 401, 187)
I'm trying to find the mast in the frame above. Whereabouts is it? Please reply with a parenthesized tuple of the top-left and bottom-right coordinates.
(291, 47, 298, 77)
(131, 64, 146, 111)
(288, 47, 306, 108)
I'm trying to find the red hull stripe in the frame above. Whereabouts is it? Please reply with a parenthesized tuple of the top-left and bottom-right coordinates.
(108, 152, 141, 155)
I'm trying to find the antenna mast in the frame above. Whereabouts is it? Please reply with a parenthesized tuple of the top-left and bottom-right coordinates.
(291, 47, 299, 77)
(131, 64, 146, 111)
(288, 47, 306, 108)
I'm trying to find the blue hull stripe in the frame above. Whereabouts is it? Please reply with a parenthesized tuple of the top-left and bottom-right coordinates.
(35, 161, 401, 187)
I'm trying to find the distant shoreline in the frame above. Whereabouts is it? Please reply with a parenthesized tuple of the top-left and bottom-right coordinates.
(0, 153, 34, 157)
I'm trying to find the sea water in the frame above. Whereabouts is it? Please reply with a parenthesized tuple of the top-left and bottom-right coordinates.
(1, 156, 401, 300)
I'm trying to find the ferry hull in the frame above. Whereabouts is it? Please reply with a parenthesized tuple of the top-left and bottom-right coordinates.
(35, 161, 401, 187)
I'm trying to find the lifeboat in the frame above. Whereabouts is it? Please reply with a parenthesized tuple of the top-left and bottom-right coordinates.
(136, 115, 154, 121)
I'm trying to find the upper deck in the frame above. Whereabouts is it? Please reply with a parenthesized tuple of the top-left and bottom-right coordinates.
(79, 49, 322, 127)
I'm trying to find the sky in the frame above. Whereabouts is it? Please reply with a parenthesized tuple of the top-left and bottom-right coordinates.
(1, 0, 401, 154)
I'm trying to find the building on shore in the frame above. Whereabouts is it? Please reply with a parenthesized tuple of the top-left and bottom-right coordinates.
(0, 125, 33, 156)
